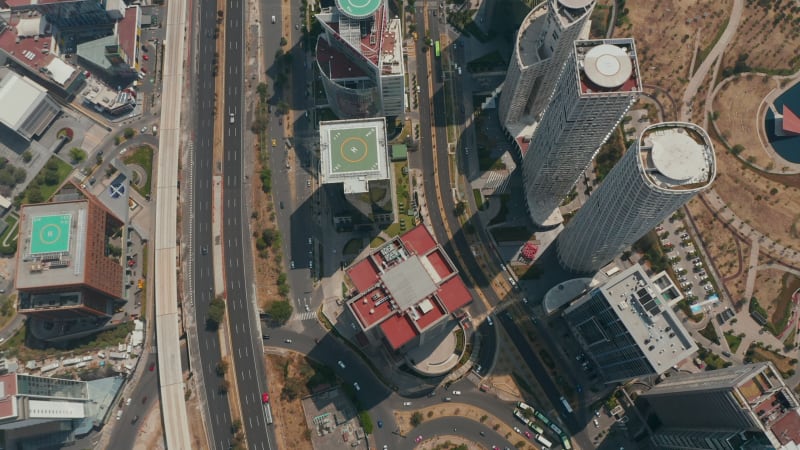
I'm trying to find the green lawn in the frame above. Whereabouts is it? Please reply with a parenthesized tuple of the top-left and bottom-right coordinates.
(19, 157, 72, 205)
(724, 331, 744, 354)
(123, 145, 154, 197)
(0, 214, 19, 255)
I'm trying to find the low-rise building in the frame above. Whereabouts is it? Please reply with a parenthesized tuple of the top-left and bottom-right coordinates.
(343, 224, 472, 352)
(0, 67, 61, 141)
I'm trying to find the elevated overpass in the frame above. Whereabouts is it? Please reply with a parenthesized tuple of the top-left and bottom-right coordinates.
(153, 0, 192, 445)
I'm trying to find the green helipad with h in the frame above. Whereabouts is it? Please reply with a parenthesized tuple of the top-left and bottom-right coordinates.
(335, 0, 381, 19)
(30, 213, 72, 255)
(319, 118, 391, 193)
(330, 126, 380, 175)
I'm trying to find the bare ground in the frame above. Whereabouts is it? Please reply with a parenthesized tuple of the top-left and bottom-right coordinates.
(752, 267, 788, 320)
(722, 1, 800, 75)
(709, 135, 800, 249)
(616, 0, 732, 97)
(713, 74, 780, 167)
(264, 352, 313, 450)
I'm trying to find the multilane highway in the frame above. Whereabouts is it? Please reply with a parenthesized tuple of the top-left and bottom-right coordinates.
(222, 0, 278, 447)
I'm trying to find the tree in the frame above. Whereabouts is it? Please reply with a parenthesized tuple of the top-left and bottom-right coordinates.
(44, 170, 59, 186)
(279, 36, 287, 46)
(22, 151, 33, 163)
(218, 379, 230, 394)
(207, 297, 226, 329)
(358, 411, 374, 434)
(454, 201, 466, 216)
(410, 411, 423, 426)
(69, 147, 86, 163)
(231, 419, 242, 434)
(27, 187, 44, 204)
(268, 300, 293, 324)
(216, 359, 229, 377)
(123, 127, 136, 139)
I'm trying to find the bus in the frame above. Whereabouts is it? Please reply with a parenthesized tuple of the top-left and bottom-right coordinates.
(561, 436, 573, 450)
(560, 396, 573, 414)
(535, 434, 553, 449)
(534, 410, 550, 426)
(434, 40, 441, 57)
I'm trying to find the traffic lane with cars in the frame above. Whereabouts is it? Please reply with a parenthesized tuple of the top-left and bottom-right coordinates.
(106, 354, 160, 448)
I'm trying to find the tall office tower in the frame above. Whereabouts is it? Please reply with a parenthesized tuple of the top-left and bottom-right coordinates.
(498, 0, 595, 141)
(523, 38, 641, 226)
(557, 122, 716, 273)
(562, 264, 697, 383)
(315, 0, 405, 119)
(15, 195, 124, 341)
(640, 362, 800, 449)
(4, 0, 125, 34)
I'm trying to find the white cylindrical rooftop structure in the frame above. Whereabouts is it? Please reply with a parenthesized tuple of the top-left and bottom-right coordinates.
(558, 0, 593, 8)
(583, 44, 632, 88)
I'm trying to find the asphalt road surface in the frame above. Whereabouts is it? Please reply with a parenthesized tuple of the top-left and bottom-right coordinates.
(222, 0, 278, 447)
(189, 0, 234, 447)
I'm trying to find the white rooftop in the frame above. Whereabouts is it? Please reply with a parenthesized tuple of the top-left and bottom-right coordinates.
(596, 265, 697, 373)
(381, 255, 437, 311)
(640, 123, 715, 189)
(583, 44, 632, 88)
(46, 58, 76, 86)
(558, 0, 593, 9)
(28, 399, 85, 419)
(0, 71, 48, 130)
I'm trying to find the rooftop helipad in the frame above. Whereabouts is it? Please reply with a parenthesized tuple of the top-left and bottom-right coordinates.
(319, 118, 390, 193)
(336, 0, 382, 19)
(30, 213, 72, 255)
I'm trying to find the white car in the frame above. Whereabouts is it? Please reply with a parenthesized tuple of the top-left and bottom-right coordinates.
(514, 427, 522, 434)
(403, 401, 412, 406)
(452, 390, 461, 395)
(704, 284, 714, 291)
(353, 382, 361, 391)
(337, 360, 346, 369)
(126, 398, 132, 406)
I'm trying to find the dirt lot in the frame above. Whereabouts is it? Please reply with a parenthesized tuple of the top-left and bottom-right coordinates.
(616, 0, 732, 96)
(753, 267, 788, 317)
(251, 150, 283, 311)
(265, 352, 336, 450)
(721, 0, 800, 75)
(709, 135, 800, 248)
(687, 197, 744, 281)
(713, 74, 780, 166)
(395, 404, 537, 450)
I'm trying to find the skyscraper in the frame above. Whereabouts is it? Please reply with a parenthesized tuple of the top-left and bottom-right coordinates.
(523, 38, 641, 226)
(315, 0, 405, 118)
(640, 362, 800, 449)
(557, 122, 716, 273)
(498, 0, 595, 141)
(562, 264, 697, 383)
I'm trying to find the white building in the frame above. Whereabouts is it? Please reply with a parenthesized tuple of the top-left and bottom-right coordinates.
(557, 122, 716, 273)
(523, 38, 641, 226)
(498, 0, 594, 144)
(0, 68, 61, 141)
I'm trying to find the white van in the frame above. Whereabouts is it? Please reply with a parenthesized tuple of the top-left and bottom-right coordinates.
(229, 113, 234, 124)
(271, 15, 276, 23)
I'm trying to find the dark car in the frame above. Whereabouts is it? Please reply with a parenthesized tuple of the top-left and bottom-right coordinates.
(201, 245, 208, 255)
(131, 415, 139, 424)
(262, 334, 270, 340)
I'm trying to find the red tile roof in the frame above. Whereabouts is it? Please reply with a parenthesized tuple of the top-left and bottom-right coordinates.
(0, 16, 56, 72)
(783, 105, 800, 135)
(316, 37, 370, 79)
(426, 249, 453, 279)
(437, 276, 472, 312)
(350, 286, 393, 328)
(117, 6, 138, 64)
(771, 409, 800, 445)
(0, 373, 18, 420)
(380, 314, 417, 349)
(347, 258, 380, 292)
(399, 224, 436, 255)
(414, 299, 446, 330)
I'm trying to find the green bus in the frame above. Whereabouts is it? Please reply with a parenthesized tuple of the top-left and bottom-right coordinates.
(434, 40, 440, 57)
